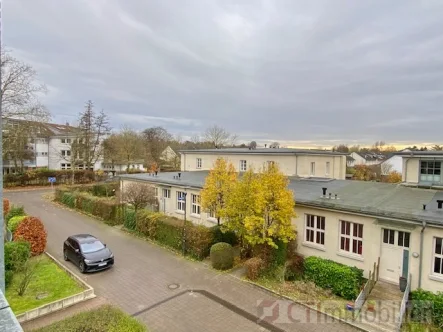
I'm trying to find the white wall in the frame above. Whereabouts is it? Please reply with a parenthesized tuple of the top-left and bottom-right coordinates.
(381, 156, 403, 175)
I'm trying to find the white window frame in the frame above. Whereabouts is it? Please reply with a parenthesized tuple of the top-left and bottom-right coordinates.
(191, 194, 201, 216)
(433, 237, 443, 276)
(240, 160, 247, 172)
(163, 189, 171, 198)
(208, 210, 215, 219)
(304, 214, 325, 246)
(310, 162, 315, 176)
(61, 163, 71, 170)
(196, 158, 202, 169)
(339, 220, 363, 256)
(325, 161, 330, 176)
(61, 150, 71, 157)
(177, 191, 186, 212)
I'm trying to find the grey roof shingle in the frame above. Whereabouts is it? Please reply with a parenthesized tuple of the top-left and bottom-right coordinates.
(119, 171, 443, 226)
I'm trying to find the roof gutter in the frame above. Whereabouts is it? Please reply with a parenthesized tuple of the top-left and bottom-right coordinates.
(419, 220, 427, 289)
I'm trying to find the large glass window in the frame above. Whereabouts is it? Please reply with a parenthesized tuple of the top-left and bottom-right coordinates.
(340, 221, 363, 255)
(433, 237, 443, 275)
(305, 214, 325, 245)
(177, 192, 186, 211)
(191, 194, 201, 215)
(420, 161, 441, 182)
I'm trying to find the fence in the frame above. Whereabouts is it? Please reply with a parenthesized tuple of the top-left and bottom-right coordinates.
(396, 273, 411, 332)
(353, 258, 379, 317)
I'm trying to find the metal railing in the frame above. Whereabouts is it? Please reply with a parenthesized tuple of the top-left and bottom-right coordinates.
(0, 289, 23, 331)
(396, 273, 411, 332)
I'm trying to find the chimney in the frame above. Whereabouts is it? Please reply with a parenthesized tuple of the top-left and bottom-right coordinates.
(329, 193, 332, 199)
(264, 144, 267, 148)
(322, 187, 327, 197)
(335, 194, 338, 200)
(437, 200, 443, 209)
(178, 172, 181, 179)
(155, 171, 158, 176)
(423, 204, 427, 210)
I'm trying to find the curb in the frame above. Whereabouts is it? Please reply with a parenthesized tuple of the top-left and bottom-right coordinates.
(230, 273, 372, 332)
(15, 252, 96, 323)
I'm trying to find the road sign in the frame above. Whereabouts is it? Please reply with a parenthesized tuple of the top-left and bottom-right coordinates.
(48, 177, 56, 183)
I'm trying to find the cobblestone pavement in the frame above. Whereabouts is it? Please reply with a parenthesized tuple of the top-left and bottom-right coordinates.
(6, 190, 359, 332)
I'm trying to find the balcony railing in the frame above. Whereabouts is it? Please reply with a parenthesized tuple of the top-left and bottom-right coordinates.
(0, 289, 23, 331)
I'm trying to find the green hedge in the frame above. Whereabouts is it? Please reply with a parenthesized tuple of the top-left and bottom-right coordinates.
(135, 210, 214, 260)
(8, 216, 27, 233)
(55, 188, 125, 225)
(304, 256, 363, 300)
(210, 242, 234, 270)
(411, 289, 443, 328)
(4, 241, 31, 272)
(124, 209, 136, 230)
(211, 226, 238, 246)
(5, 205, 25, 224)
(3, 169, 98, 187)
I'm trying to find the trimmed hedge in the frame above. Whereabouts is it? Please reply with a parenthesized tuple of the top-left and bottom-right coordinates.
(304, 256, 363, 300)
(210, 242, 234, 270)
(3, 169, 98, 187)
(124, 209, 136, 230)
(14, 216, 48, 256)
(8, 215, 27, 233)
(5, 205, 25, 224)
(245, 257, 266, 280)
(4, 241, 31, 271)
(411, 289, 443, 328)
(135, 210, 214, 260)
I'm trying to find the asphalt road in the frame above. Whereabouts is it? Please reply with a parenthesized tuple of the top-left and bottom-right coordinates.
(5, 189, 358, 332)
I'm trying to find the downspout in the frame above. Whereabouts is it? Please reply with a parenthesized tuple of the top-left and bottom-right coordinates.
(404, 157, 410, 183)
(418, 220, 427, 289)
(295, 154, 298, 176)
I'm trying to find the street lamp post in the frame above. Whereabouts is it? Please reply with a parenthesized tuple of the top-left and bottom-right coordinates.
(181, 192, 187, 256)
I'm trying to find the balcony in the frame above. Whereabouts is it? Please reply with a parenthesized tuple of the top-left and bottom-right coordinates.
(0, 289, 23, 331)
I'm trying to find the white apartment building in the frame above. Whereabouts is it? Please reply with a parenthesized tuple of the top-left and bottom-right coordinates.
(2, 119, 104, 173)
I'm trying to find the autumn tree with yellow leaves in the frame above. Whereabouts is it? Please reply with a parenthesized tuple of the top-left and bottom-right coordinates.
(222, 164, 296, 249)
(200, 158, 237, 225)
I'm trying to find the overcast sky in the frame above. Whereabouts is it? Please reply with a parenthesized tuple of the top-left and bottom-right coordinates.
(4, 0, 443, 147)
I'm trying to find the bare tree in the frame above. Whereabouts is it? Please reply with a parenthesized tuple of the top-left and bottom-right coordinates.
(2, 120, 34, 172)
(269, 142, 280, 149)
(203, 125, 233, 148)
(122, 182, 158, 214)
(332, 144, 350, 153)
(249, 141, 257, 150)
(381, 162, 394, 176)
(432, 144, 443, 151)
(16, 257, 41, 296)
(1, 51, 50, 120)
(142, 126, 173, 165)
(78, 100, 111, 170)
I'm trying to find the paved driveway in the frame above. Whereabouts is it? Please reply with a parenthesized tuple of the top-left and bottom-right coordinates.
(6, 189, 358, 332)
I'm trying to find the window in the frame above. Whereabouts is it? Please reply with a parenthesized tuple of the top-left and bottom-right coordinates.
(433, 237, 443, 275)
(340, 221, 363, 255)
(163, 189, 171, 198)
(383, 229, 395, 245)
(61, 138, 72, 144)
(398, 231, 410, 248)
(61, 163, 71, 170)
(191, 194, 201, 215)
(420, 161, 441, 182)
(177, 191, 186, 211)
(208, 210, 215, 219)
(196, 158, 202, 169)
(310, 162, 315, 175)
(305, 214, 325, 245)
(326, 162, 330, 176)
(240, 160, 247, 172)
(61, 150, 71, 157)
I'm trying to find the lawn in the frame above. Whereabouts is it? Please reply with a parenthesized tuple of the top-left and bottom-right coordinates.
(34, 305, 147, 332)
(401, 322, 441, 332)
(6, 254, 84, 315)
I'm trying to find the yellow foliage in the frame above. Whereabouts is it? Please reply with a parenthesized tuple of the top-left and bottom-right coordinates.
(386, 171, 402, 183)
(200, 158, 237, 224)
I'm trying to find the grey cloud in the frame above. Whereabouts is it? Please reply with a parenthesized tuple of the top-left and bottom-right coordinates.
(4, 0, 443, 146)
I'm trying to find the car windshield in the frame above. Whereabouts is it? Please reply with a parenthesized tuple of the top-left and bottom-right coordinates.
(80, 240, 105, 253)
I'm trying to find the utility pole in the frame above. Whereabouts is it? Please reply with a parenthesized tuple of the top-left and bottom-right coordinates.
(0, 0, 5, 293)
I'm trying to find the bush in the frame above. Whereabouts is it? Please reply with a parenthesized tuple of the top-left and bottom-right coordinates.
(5, 270, 14, 288)
(210, 226, 238, 246)
(245, 257, 266, 280)
(124, 209, 136, 230)
(136, 210, 164, 237)
(91, 182, 118, 197)
(304, 256, 363, 300)
(210, 242, 234, 270)
(411, 289, 443, 328)
(14, 216, 48, 256)
(5, 205, 25, 224)
(4, 241, 31, 271)
(272, 239, 288, 266)
(61, 192, 76, 208)
(8, 215, 27, 233)
(3, 198, 10, 217)
(155, 221, 182, 251)
(284, 254, 305, 281)
(186, 225, 214, 260)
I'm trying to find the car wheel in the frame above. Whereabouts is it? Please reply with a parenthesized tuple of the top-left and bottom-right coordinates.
(79, 261, 86, 273)
(63, 250, 69, 261)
